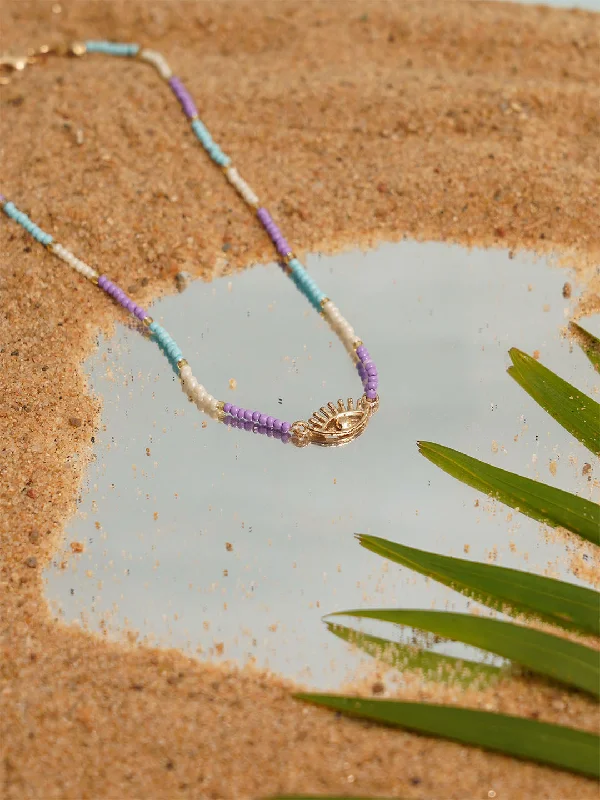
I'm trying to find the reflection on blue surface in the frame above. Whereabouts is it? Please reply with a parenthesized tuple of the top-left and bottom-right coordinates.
(44, 241, 599, 688)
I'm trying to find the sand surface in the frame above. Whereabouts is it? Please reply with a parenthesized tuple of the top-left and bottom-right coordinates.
(1, 1, 599, 798)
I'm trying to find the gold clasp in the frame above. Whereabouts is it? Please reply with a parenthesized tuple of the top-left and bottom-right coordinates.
(0, 43, 85, 84)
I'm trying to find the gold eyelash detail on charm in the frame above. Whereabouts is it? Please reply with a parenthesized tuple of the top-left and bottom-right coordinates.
(291, 395, 378, 447)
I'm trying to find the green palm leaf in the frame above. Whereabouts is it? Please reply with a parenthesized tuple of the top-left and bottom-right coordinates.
(294, 696, 600, 779)
(356, 535, 600, 636)
(507, 348, 600, 454)
(418, 442, 600, 546)
(569, 322, 600, 372)
(326, 610, 600, 698)
(326, 620, 503, 686)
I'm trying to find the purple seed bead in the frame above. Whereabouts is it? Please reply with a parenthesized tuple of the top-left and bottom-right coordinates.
(275, 238, 291, 258)
(281, 421, 291, 434)
(356, 345, 368, 361)
(251, 411, 260, 422)
(266, 428, 273, 438)
(273, 419, 283, 431)
(237, 407, 246, 419)
(230, 406, 239, 417)
(168, 76, 198, 119)
(259, 414, 268, 426)
(274, 429, 282, 440)
(266, 416, 275, 428)
(0, 194, 6, 204)
(244, 421, 253, 432)
(366, 365, 378, 376)
(366, 388, 377, 399)
(257, 208, 292, 256)
(223, 403, 232, 414)
(281, 433, 291, 444)
(244, 409, 253, 422)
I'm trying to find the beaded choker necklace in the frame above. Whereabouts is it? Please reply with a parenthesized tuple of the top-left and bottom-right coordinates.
(1, 41, 379, 447)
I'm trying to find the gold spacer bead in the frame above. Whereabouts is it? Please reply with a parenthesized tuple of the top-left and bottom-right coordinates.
(69, 42, 86, 57)
(190, 113, 199, 121)
(177, 358, 188, 370)
(216, 400, 225, 412)
(90, 275, 99, 285)
(353, 339, 363, 350)
(320, 297, 330, 309)
(143, 316, 154, 327)
(283, 252, 294, 264)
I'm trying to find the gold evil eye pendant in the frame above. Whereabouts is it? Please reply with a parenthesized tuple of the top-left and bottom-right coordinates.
(291, 396, 379, 448)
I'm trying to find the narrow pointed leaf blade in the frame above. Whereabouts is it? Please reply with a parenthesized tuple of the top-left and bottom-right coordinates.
(328, 610, 600, 697)
(294, 695, 600, 779)
(326, 621, 503, 686)
(508, 348, 600, 454)
(356, 535, 600, 636)
(569, 322, 600, 372)
(418, 442, 600, 546)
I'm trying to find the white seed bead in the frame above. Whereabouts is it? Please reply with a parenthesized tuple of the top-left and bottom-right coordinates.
(194, 394, 210, 412)
(322, 300, 356, 352)
(139, 49, 172, 80)
(51, 242, 98, 281)
(225, 166, 259, 207)
(177, 364, 219, 415)
(193, 385, 207, 402)
(206, 397, 220, 418)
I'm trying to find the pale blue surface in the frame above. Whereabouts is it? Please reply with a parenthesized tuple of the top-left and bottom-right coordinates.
(44, 242, 599, 688)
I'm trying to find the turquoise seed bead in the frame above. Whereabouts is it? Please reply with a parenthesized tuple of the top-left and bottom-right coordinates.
(191, 120, 230, 167)
(3, 202, 52, 245)
(85, 41, 139, 57)
(148, 322, 182, 372)
(285, 256, 325, 309)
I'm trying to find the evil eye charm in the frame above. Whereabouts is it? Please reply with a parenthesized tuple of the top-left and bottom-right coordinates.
(291, 395, 378, 447)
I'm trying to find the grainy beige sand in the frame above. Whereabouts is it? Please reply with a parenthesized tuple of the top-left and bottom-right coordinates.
(1, 1, 599, 798)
